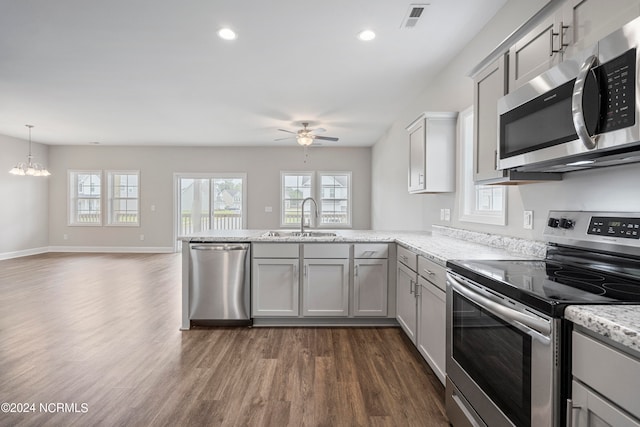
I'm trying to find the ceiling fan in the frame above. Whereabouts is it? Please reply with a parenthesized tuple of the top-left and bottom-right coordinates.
(275, 122, 339, 146)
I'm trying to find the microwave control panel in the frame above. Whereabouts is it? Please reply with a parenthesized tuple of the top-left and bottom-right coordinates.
(587, 216, 640, 239)
(599, 48, 636, 133)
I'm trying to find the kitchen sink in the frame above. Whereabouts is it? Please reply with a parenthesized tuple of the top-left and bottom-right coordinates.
(262, 231, 337, 238)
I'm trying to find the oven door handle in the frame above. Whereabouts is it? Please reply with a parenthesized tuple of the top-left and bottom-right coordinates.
(449, 274, 551, 338)
(572, 54, 599, 150)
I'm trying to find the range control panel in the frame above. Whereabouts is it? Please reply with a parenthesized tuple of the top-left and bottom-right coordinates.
(544, 211, 640, 251)
(588, 216, 640, 239)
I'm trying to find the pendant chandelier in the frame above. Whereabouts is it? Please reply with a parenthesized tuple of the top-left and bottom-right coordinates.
(8, 125, 51, 177)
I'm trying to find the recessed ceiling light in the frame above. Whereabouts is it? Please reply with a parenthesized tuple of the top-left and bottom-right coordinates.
(357, 30, 376, 41)
(218, 28, 237, 41)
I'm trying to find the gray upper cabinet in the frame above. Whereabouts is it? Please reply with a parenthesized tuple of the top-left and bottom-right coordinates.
(509, 10, 566, 92)
(406, 112, 457, 194)
(509, 0, 640, 92)
(473, 55, 508, 183)
(563, 0, 640, 59)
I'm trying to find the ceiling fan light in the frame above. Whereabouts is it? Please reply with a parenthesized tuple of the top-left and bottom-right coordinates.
(297, 135, 314, 146)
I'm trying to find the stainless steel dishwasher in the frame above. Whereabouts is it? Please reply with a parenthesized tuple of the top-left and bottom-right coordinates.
(189, 243, 251, 326)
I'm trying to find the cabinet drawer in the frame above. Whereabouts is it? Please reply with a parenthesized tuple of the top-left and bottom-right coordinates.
(397, 245, 417, 271)
(253, 243, 299, 258)
(418, 256, 446, 291)
(354, 243, 388, 259)
(572, 330, 640, 419)
(303, 243, 349, 259)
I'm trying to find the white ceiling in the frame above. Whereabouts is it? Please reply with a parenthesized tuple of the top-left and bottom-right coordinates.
(0, 0, 507, 147)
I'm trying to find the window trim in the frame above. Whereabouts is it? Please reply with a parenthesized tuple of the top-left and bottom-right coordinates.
(280, 171, 353, 229)
(317, 171, 352, 228)
(173, 172, 248, 250)
(280, 171, 314, 228)
(457, 106, 507, 226)
(106, 170, 140, 227)
(68, 170, 103, 226)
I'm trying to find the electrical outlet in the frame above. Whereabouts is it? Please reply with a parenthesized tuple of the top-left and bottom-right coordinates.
(444, 209, 451, 222)
(440, 209, 444, 221)
(150, 205, 156, 212)
(63, 234, 68, 240)
(139, 234, 145, 241)
(523, 211, 533, 229)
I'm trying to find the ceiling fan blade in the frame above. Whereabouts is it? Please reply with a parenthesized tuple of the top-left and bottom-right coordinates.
(313, 136, 339, 142)
(277, 129, 297, 134)
(274, 136, 295, 141)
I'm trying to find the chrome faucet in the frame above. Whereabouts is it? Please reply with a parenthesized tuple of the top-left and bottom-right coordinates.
(300, 197, 318, 234)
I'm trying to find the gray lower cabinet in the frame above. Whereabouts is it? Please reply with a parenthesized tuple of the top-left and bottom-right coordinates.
(396, 246, 418, 343)
(302, 243, 350, 317)
(252, 243, 299, 317)
(353, 243, 389, 317)
(302, 258, 349, 316)
(416, 276, 446, 384)
(570, 330, 640, 426)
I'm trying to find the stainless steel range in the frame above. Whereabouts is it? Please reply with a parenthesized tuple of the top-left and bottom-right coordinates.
(445, 211, 640, 427)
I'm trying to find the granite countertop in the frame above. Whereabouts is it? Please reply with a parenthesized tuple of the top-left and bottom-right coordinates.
(181, 226, 546, 266)
(565, 305, 640, 354)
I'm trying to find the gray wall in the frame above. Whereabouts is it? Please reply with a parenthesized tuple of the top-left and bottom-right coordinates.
(372, 0, 640, 240)
(47, 145, 372, 250)
(0, 133, 49, 257)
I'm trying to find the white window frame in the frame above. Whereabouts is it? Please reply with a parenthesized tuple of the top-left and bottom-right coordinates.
(458, 106, 507, 226)
(317, 171, 352, 228)
(68, 170, 103, 226)
(280, 171, 352, 228)
(107, 170, 140, 227)
(280, 171, 314, 228)
(173, 172, 248, 251)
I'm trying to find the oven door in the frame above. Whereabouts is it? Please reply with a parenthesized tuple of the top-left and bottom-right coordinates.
(446, 272, 558, 427)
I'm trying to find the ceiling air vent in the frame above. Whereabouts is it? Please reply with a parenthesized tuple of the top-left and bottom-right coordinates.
(401, 4, 430, 29)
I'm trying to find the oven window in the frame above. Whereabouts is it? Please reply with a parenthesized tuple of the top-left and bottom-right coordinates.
(452, 291, 532, 427)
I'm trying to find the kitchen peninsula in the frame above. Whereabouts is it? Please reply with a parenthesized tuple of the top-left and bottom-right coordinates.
(179, 226, 545, 330)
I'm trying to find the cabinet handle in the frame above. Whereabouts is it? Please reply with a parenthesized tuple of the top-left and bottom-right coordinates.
(355, 265, 358, 277)
(494, 150, 498, 170)
(423, 268, 435, 276)
(304, 265, 307, 277)
(294, 264, 298, 278)
(409, 279, 414, 295)
(551, 22, 570, 55)
(415, 282, 421, 297)
(565, 398, 581, 427)
(419, 173, 424, 185)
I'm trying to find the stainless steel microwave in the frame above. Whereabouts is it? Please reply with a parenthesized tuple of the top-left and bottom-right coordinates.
(497, 15, 640, 173)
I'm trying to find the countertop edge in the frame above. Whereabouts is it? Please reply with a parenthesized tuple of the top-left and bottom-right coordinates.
(565, 305, 640, 354)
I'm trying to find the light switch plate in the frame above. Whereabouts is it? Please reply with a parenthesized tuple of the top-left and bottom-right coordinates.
(444, 209, 451, 221)
(523, 211, 533, 229)
(265, 206, 273, 213)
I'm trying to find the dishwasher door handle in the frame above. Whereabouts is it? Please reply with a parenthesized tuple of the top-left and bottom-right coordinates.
(191, 244, 248, 251)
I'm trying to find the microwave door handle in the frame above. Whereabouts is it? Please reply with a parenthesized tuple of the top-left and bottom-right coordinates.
(449, 274, 551, 338)
(572, 54, 599, 150)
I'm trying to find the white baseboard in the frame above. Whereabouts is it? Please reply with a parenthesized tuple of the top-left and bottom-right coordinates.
(47, 246, 176, 254)
(0, 247, 49, 261)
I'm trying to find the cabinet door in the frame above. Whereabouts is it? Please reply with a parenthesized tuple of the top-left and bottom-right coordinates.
(302, 259, 349, 316)
(509, 13, 563, 91)
(252, 259, 299, 317)
(563, 0, 640, 59)
(424, 117, 456, 192)
(396, 262, 418, 343)
(473, 55, 508, 182)
(407, 117, 426, 192)
(571, 380, 640, 427)
(417, 277, 446, 385)
(353, 259, 388, 317)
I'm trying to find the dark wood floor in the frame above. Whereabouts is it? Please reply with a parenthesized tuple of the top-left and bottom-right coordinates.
(0, 253, 448, 426)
